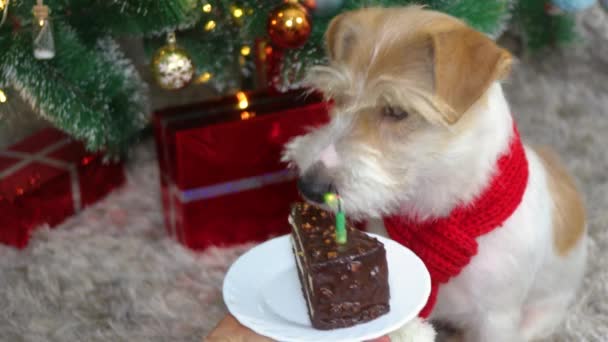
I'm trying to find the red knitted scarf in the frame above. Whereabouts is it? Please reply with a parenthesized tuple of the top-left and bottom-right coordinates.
(383, 124, 529, 318)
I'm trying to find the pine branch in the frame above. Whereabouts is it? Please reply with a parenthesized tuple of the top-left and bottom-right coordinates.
(514, 0, 576, 51)
(9, 0, 200, 37)
(1, 0, 580, 151)
(241, 0, 512, 90)
(67, 0, 201, 37)
(425, 0, 512, 37)
(94, 37, 149, 149)
(0, 23, 12, 63)
(2, 22, 147, 153)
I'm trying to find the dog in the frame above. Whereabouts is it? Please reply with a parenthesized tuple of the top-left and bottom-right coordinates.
(282, 6, 587, 342)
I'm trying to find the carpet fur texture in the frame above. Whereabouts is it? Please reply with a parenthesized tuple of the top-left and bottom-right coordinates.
(1, 6, 607, 342)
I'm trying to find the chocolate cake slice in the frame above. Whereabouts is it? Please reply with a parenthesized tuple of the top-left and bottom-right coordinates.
(289, 202, 390, 330)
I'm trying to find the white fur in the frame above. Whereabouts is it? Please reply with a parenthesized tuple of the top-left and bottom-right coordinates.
(389, 317, 436, 342)
(284, 84, 512, 220)
(397, 84, 513, 220)
(283, 102, 402, 218)
(284, 83, 587, 341)
(428, 144, 587, 341)
(319, 143, 342, 168)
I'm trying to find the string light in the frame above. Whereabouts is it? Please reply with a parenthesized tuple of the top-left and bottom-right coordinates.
(204, 20, 216, 31)
(0, 89, 7, 103)
(240, 111, 255, 120)
(232, 7, 243, 18)
(240, 45, 251, 56)
(0, 0, 9, 28)
(202, 3, 212, 12)
(195, 72, 212, 84)
(236, 91, 249, 110)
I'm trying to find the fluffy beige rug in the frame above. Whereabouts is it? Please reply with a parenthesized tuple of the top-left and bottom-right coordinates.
(0, 5, 606, 342)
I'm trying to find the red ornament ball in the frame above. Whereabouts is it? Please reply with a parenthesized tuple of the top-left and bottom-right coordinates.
(267, 2, 312, 49)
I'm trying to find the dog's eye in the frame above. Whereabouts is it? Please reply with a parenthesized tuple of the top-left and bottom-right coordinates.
(383, 106, 409, 120)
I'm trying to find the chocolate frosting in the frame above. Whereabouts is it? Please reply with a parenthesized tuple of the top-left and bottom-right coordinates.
(290, 202, 390, 330)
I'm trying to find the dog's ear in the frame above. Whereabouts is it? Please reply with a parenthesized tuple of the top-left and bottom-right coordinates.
(430, 26, 512, 123)
(325, 12, 358, 63)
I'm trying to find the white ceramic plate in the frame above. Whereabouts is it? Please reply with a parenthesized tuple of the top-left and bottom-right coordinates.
(223, 233, 431, 342)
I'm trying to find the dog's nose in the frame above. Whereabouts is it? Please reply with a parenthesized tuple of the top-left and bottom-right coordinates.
(297, 163, 333, 204)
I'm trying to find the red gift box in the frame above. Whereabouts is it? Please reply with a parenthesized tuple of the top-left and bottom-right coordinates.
(153, 89, 329, 250)
(0, 128, 126, 248)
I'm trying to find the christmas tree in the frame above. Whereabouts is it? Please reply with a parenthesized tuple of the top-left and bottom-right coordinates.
(0, 0, 199, 153)
(0, 0, 587, 153)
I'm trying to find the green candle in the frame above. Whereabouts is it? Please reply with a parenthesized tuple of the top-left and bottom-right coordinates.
(324, 192, 347, 245)
(336, 210, 347, 244)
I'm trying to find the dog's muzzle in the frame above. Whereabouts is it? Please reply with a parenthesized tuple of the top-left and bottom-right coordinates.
(297, 163, 334, 204)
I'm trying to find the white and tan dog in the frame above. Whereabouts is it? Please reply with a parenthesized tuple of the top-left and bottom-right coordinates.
(283, 6, 587, 342)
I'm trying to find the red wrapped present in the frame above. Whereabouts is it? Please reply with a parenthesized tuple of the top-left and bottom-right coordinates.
(0, 128, 126, 248)
(153, 89, 329, 250)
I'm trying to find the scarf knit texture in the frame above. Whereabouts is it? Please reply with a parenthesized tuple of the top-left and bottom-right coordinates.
(384, 123, 529, 318)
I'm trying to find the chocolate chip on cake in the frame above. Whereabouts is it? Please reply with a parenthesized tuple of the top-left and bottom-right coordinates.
(349, 261, 362, 272)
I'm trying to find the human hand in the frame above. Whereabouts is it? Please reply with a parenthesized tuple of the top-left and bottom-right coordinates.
(205, 315, 390, 342)
(206, 315, 272, 342)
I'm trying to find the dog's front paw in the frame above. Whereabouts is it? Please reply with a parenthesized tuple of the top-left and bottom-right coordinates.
(388, 318, 436, 342)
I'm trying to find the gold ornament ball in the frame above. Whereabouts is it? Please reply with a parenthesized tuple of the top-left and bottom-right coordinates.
(151, 44, 195, 90)
(267, 2, 312, 49)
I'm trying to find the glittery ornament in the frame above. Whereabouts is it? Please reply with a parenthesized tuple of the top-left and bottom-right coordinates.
(267, 1, 312, 49)
(151, 32, 194, 90)
(32, 0, 55, 60)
